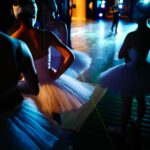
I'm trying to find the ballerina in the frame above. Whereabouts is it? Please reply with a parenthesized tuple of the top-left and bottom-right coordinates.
(11, 0, 95, 126)
(0, 1, 68, 149)
(36, 0, 92, 79)
(98, 1, 150, 135)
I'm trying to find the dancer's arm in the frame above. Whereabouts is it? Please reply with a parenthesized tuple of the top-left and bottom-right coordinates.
(17, 40, 39, 95)
(48, 32, 74, 79)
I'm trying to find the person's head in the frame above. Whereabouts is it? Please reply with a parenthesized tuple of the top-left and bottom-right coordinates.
(12, 0, 38, 27)
(133, 1, 150, 24)
(0, 1, 14, 32)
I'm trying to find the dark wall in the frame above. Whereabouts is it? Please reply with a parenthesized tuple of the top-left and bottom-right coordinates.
(56, 0, 72, 48)
(128, 0, 138, 20)
(86, 0, 98, 19)
(86, 0, 139, 20)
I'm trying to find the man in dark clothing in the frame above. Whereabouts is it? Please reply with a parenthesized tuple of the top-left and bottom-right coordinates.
(111, 0, 120, 33)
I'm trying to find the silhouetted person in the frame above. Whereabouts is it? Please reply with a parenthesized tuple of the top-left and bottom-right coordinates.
(36, 0, 92, 79)
(98, 1, 150, 149)
(11, 0, 95, 128)
(111, 0, 120, 33)
(0, 1, 66, 149)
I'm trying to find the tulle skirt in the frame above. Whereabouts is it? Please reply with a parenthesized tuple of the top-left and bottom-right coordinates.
(51, 49, 92, 78)
(98, 62, 150, 96)
(29, 74, 95, 117)
(0, 98, 64, 150)
(65, 50, 92, 78)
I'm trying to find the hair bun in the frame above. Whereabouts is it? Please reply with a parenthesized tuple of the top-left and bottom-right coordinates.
(134, 1, 150, 20)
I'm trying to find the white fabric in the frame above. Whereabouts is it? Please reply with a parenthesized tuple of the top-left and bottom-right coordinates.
(26, 56, 95, 117)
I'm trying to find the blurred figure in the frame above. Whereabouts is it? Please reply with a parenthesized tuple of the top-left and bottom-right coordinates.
(11, 0, 95, 127)
(98, 1, 150, 142)
(0, 1, 65, 150)
(111, 0, 120, 33)
(36, 0, 92, 79)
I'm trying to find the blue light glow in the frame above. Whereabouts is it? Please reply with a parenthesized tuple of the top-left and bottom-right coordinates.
(101, 4, 105, 8)
(144, 0, 150, 3)
(118, 4, 123, 9)
(147, 19, 150, 28)
(119, 0, 124, 3)
(102, 0, 106, 4)
(99, 13, 103, 17)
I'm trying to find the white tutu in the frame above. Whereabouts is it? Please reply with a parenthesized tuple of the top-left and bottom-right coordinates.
(65, 50, 92, 78)
(50, 47, 92, 78)
(0, 98, 63, 150)
(28, 56, 95, 117)
(98, 53, 150, 96)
